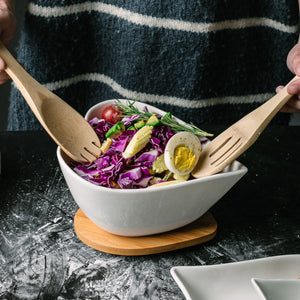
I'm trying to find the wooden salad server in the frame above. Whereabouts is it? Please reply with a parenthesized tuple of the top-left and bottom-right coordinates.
(192, 75, 299, 178)
(0, 41, 101, 163)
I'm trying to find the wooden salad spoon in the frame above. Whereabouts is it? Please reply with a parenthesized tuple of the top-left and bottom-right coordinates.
(192, 75, 298, 178)
(0, 41, 101, 163)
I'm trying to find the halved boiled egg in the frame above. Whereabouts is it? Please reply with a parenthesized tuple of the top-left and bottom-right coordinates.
(164, 132, 202, 175)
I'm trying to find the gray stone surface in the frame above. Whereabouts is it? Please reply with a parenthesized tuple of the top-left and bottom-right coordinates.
(1, 127, 300, 298)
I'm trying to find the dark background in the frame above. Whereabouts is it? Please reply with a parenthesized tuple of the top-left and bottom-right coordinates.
(0, 1, 299, 130)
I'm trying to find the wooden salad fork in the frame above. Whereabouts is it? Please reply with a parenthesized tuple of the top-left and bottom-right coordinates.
(192, 76, 299, 178)
(0, 41, 101, 163)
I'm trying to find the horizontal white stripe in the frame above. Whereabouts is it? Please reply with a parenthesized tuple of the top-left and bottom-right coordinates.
(43, 72, 274, 108)
(28, 2, 299, 34)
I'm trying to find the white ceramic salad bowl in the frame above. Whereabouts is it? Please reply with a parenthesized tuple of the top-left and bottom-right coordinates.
(57, 99, 248, 236)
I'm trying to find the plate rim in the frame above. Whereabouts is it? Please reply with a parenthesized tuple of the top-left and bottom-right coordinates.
(170, 254, 300, 300)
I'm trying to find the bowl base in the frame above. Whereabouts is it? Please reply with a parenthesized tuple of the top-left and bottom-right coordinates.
(74, 209, 217, 256)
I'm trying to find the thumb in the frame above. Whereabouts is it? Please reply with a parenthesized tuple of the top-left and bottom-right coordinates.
(287, 43, 300, 76)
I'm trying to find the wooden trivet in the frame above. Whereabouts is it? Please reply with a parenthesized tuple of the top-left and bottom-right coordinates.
(74, 209, 217, 256)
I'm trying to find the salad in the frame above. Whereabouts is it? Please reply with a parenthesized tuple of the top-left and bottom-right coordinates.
(74, 100, 212, 189)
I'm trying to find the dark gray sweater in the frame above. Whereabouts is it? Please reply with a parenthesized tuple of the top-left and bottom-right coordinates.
(7, 0, 299, 130)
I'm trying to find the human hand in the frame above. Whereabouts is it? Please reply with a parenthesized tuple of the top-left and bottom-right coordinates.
(0, 0, 16, 84)
(277, 41, 300, 113)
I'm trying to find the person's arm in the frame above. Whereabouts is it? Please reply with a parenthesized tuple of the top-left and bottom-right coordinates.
(0, 0, 16, 84)
(277, 0, 300, 113)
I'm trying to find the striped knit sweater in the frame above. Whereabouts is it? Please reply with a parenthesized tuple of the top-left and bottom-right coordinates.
(7, 0, 299, 130)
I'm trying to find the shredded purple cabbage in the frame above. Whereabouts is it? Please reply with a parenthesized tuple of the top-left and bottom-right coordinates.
(89, 117, 112, 143)
(74, 115, 176, 189)
(121, 115, 141, 126)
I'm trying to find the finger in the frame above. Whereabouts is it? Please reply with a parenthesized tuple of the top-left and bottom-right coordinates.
(280, 104, 298, 113)
(0, 57, 10, 84)
(276, 80, 300, 113)
(287, 97, 300, 110)
(293, 51, 300, 77)
(0, 56, 5, 70)
(287, 44, 300, 75)
(276, 85, 284, 93)
(0, 70, 10, 84)
(287, 78, 300, 95)
(280, 97, 300, 113)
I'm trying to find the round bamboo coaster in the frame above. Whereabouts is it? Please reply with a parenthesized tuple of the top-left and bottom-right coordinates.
(74, 209, 217, 256)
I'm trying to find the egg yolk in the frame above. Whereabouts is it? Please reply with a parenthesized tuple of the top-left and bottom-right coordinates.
(174, 145, 196, 172)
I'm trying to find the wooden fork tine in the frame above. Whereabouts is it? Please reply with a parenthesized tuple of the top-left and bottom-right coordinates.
(208, 136, 233, 157)
(210, 136, 242, 165)
(211, 138, 243, 167)
(81, 146, 101, 163)
(192, 129, 244, 177)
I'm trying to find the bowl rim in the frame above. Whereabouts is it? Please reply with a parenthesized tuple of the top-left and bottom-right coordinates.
(57, 99, 248, 193)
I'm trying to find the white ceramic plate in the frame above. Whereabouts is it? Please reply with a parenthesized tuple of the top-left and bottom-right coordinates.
(252, 278, 300, 300)
(170, 255, 300, 300)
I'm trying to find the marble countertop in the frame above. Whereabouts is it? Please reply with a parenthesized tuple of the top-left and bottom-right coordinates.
(1, 126, 300, 299)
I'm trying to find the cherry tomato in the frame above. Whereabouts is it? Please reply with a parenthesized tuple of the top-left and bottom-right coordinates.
(101, 105, 123, 124)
